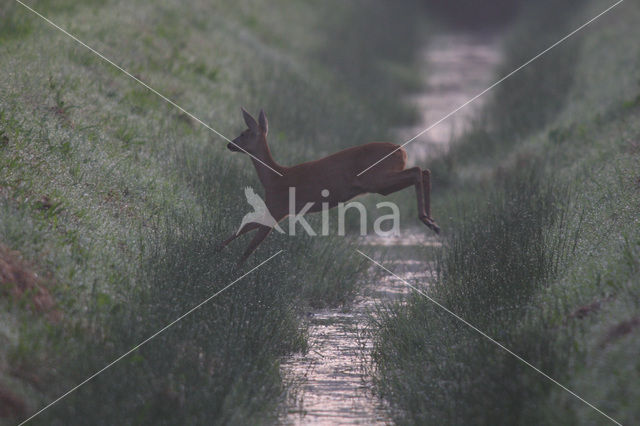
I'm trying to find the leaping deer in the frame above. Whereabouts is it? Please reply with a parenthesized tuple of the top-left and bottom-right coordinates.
(220, 108, 440, 263)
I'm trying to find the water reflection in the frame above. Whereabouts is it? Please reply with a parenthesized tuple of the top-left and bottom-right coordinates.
(281, 232, 437, 425)
(281, 32, 501, 424)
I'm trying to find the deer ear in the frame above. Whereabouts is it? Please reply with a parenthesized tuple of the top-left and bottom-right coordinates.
(258, 109, 268, 135)
(241, 107, 258, 132)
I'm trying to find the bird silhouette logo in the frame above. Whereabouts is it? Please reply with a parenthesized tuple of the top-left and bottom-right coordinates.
(236, 187, 285, 235)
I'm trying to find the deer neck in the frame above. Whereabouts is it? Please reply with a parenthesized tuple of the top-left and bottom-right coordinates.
(251, 135, 285, 189)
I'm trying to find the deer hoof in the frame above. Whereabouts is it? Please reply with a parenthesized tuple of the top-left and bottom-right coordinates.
(420, 216, 440, 234)
(430, 222, 441, 235)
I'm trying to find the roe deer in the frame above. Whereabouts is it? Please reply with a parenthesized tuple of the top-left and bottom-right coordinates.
(220, 108, 440, 263)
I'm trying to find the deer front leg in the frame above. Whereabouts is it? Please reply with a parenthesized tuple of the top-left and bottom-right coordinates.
(218, 221, 261, 251)
(238, 225, 273, 265)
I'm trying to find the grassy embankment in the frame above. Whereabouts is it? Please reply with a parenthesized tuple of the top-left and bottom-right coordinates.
(0, 0, 425, 423)
(371, 0, 640, 424)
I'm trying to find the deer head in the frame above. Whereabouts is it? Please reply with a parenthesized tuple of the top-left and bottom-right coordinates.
(228, 108, 268, 154)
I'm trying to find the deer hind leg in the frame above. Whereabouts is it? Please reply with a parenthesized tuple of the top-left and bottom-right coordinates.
(238, 225, 273, 265)
(421, 169, 439, 233)
(364, 166, 440, 234)
(365, 166, 426, 215)
(422, 169, 431, 218)
(218, 221, 261, 250)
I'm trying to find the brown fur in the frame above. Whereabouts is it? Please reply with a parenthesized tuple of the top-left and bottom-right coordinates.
(221, 108, 440, 263)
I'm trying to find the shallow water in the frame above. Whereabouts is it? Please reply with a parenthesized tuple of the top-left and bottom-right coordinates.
(281, 33, 501, 425)
(282, 236, 436, 425)
(400, 33, 502, 162)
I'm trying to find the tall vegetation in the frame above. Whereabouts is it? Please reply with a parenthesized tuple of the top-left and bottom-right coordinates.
(0, 0, 425, 423)
(370, 0, 640, 424)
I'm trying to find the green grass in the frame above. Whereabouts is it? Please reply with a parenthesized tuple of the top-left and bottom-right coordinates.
(369, 0, 640, 424)
(0, 0, 425, 423)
